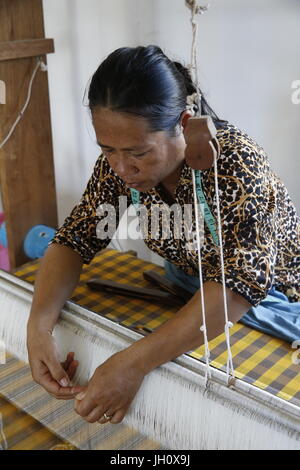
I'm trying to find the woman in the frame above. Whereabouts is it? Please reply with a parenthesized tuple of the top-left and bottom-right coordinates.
(27, 45, 300, 426)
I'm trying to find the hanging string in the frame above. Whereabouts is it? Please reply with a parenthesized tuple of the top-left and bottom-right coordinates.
(185, 0, 235, 386)
(209, 140, 235, 383)
(185, 0, 211, 384)
(192, 171, 211, 385)
(185, 0, 209, 115)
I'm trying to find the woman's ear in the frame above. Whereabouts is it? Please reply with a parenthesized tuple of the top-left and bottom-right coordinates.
(180, 110, 194, 131)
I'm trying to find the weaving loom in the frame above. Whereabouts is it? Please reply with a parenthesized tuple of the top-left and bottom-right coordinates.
(0, 249, 299, 450)
(0, 0, 299, 452)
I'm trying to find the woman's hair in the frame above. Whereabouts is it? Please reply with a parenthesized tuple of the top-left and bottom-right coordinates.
(88, 45, 226, 137)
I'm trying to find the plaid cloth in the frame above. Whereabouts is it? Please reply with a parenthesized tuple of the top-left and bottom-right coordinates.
(0, 353, 164, 451)
(3, 247, 298, 449)
(0, 393, 76, 450)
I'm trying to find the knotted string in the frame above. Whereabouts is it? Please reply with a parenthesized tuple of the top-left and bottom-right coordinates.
(185, 0, 208, 115)
(210, 140, 235, 383)
(185, 0, 235, 386)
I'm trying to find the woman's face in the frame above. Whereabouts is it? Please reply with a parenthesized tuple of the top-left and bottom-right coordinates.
(92, 107, 191, 191)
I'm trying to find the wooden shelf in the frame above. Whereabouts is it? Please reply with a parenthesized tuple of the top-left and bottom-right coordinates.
(0, 38, 54, 61)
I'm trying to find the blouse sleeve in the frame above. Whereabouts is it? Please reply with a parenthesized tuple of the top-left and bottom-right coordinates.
(48, 154, 130, 264)
(202, 134, 278, 307)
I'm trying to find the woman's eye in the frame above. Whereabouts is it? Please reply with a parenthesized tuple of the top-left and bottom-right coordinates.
(102, 149, 149, 157)
(132, 151, 148, 157)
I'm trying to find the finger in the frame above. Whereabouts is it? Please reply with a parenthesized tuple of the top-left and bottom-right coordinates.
(70, 384, 85, 395)
(37, 364, 74, 396)
(97, 409, 114, 425)
(50, 392, 77, 401)
(61, 352, 75, 370)
(84, 404, 106, 424)
(65, 360, 79, 381)
(40, 376, 75, 396)
(74, 388, 87, 399)
(61, 352, 79, 377)
(74, 391, 95, 417)
(47, 357, 72, 388)
(109, 409, 125, 424)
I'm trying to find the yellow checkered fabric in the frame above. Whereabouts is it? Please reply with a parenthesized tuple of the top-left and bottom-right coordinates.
(0, 352, 162, 451)
(0, 393, 76, 450)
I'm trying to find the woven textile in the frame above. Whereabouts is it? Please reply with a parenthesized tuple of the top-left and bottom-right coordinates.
(0, 393, 75, 450)
(0, 353, 162, 450)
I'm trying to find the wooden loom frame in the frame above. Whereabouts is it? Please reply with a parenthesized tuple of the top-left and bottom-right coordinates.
(0, 0, 58, 270)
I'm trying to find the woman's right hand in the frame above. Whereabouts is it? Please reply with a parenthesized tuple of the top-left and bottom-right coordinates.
(27, 326, 80, 400)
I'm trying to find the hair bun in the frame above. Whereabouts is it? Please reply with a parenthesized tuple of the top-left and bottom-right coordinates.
(173, 61, 197, 95)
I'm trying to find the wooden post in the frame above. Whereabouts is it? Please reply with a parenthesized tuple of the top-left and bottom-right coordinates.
(0, 0, 58, 269)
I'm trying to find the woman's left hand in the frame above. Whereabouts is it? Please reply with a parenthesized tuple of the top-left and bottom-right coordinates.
(73, 349, 145, 424)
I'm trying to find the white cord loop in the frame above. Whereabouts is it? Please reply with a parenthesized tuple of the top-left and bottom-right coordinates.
(210, 141, 235, 384)
(0, 58, 47, 150)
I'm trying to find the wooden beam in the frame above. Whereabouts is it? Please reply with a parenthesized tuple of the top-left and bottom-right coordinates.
(0, 0, 58, 269)
(0, 38, 55, 62)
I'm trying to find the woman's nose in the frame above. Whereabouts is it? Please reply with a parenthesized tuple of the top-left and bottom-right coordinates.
(115, 157, 138, 179)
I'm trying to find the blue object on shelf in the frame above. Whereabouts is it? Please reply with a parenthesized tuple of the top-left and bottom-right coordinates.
(0, 222, 7, 247)
(23, 225, 56, 259)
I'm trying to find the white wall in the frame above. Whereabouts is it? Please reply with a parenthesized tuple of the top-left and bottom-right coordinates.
(151, 0, 300, 204)
(41, 0, 300, 263)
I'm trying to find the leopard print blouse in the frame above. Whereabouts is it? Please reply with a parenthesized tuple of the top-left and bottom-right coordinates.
(49, 122, 300, 307)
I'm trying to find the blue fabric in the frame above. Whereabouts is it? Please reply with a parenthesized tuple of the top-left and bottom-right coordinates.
(164, 260, 300, 344)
